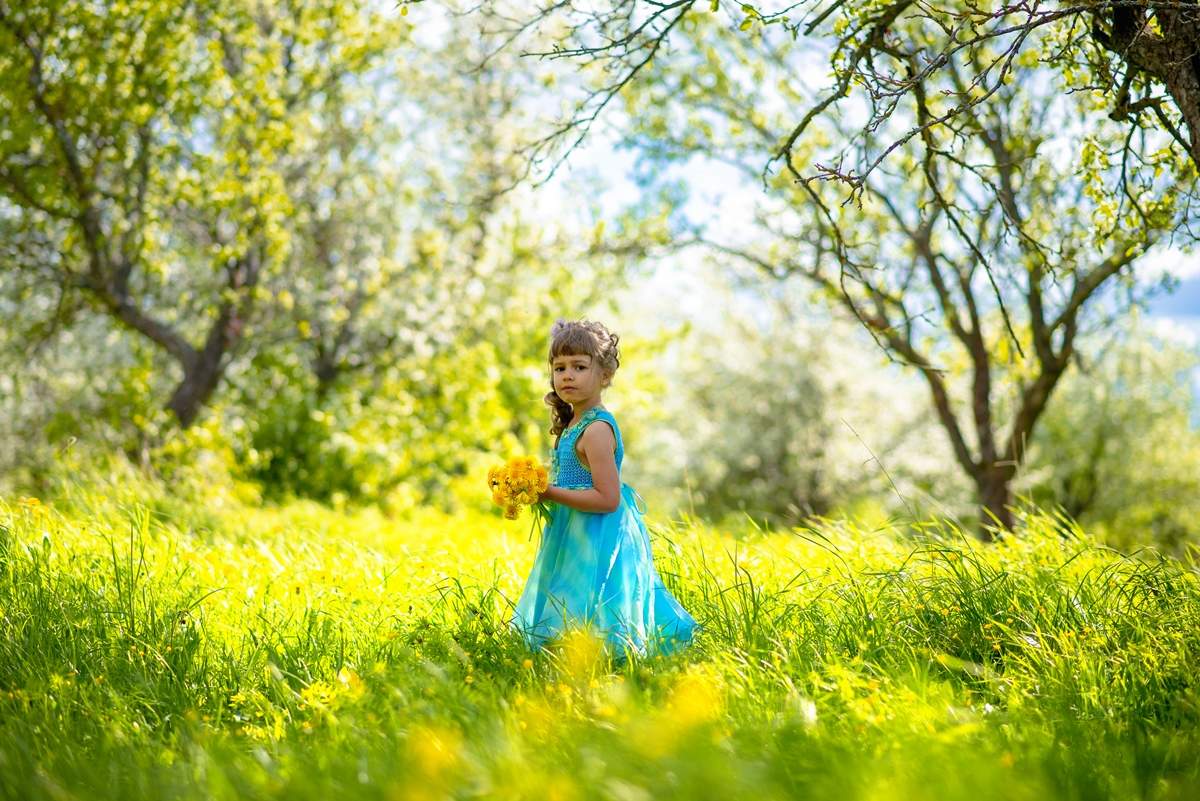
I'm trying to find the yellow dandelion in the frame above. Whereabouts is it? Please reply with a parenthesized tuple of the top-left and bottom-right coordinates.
(667, 671, 724, 728)
(559, 628, 605, 682)
(300, 680, 337, 708)
(488, 455, 551, 523)
(406, 724, 462, 779)
(336, 667, 365, 700)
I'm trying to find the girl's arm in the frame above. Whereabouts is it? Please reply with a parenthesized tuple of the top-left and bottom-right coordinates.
(541, 422, 620, 513)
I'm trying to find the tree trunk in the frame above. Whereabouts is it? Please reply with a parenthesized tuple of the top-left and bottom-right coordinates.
(167, 353, 225, 428)
(977, 463, 1016, 540)
(164, 298, 248, 428)
(1097, 8, 1200, 170)
(1161, 50, 1200, 167)
(313, 355, 341, 402)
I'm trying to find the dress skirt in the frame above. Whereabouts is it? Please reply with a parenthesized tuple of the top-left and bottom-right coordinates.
(510, 483, 698, 661)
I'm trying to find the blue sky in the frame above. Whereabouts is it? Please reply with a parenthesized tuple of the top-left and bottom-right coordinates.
(1145, 266, 1200, 423)
(1147, 272, 1200, 318)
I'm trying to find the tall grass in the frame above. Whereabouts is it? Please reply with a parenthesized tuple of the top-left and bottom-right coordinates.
(0, 481, 1197, 800)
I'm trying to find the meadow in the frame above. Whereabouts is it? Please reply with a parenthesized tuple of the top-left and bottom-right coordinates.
(1, 470, 1198, 801)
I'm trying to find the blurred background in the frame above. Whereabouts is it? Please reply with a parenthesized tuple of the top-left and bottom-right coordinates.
(2, 0, 1198, 553)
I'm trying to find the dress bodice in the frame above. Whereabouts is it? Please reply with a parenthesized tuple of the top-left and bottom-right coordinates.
(552, 406, 624, 489)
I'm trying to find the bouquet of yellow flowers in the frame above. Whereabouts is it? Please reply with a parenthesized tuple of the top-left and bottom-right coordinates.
(488, 456, 553, 541)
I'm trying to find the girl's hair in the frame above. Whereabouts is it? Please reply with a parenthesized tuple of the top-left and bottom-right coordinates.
(544, 319, 621, 439)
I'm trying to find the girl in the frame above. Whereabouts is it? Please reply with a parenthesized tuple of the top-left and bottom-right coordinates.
(510, 319, 699, 663)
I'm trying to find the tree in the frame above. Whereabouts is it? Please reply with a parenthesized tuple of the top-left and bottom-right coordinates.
(267, 13, 527, 402)
(754, 1, 1200, 198)
(459, 1, 1189, 535)
(713, 62, 1177, 534)
(0, 0, 404, 427)
(0, 1, 665, 502)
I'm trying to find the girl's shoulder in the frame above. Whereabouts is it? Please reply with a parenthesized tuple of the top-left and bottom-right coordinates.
(579, 407, 621, 449)
(572, 405, 618, 427)
(562, 406, 621, 444)
(585, 406, 620, 432)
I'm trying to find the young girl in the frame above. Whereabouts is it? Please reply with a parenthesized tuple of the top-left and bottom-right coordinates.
(510, 319, 699, 663)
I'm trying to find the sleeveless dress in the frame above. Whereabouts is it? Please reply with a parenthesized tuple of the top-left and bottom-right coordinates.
(510, 406, 699, 662)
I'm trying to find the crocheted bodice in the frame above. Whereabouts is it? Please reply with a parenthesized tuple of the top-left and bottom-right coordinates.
(551, 406, 624, 490)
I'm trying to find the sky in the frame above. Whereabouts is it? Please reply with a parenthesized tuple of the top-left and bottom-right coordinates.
(1135, 246, 1200, 415)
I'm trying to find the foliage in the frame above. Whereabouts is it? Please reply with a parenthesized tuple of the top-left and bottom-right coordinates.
(1, 479, 1198, 798)
(238, 337, 526, 508)
(487, 1, 1200, 216)
(0, 0, 410, 426)
(0, 313, 179, 494)
(0, 1, 657, 506)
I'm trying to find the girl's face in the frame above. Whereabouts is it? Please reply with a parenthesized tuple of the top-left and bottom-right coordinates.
(551, 352, 609, 405)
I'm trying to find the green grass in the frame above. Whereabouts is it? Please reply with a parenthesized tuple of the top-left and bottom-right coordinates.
(0, 479, 1198, 800)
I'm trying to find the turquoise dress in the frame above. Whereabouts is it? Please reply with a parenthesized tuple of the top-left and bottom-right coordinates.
(510, 406, 699, 662)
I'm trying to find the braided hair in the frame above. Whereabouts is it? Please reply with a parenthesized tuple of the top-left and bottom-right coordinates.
(544, 319, 621, 440)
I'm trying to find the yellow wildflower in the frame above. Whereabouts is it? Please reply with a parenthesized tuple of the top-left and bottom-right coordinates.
(406, 724, 462, 778)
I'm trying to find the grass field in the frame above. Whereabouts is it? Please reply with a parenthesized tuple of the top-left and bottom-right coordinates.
(1, 476, 1198, 800)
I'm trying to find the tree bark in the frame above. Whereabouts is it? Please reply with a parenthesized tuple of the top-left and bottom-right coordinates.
(1094, 7, 1200, 169)
(977, 463, 1016, 539)
(166, 304, 245, 428)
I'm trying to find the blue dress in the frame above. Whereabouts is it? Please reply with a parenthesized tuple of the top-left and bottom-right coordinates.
(510, 406, 699, 662)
